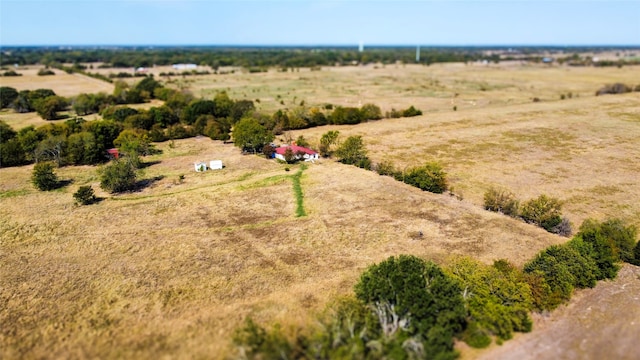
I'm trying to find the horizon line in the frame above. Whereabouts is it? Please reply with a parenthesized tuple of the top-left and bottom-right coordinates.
(2, 43, 640, 49)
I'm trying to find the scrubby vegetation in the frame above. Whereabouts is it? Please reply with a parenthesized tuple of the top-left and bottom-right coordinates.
(234, 216, 638, 357)
(596, 83, 633, 95)
(483, 187, 519, 217)
(483, 188, 571, 235)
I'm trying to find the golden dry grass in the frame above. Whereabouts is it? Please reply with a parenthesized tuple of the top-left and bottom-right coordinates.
(2, 62, 640, 359)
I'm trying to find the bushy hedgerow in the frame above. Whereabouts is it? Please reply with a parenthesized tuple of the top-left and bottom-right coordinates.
(483, 187, 519, 217)
(523, 218, 635, 310)
(573, 219, 626, 279)
(446, 258, 533, 346)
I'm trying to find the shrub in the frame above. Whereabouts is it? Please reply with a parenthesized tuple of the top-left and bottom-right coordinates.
(402, 105, 422, 117)
(3, 70, 21, 77)
(100, 159, 137, 193)
(520, 194, 563, 232)
(31, 162, 58, 190)
(233, 318, 296, 359)
(596, 83, 631, 96)
(483, 187, 519, 217)
(334, 135, 368, 165)
(551, 217, 573, 237)
(402, 162, 448, 193)
(633, 241, 640, 266)
(360, 103, 382, 120)
(37, 69, 55, 76)
(73, 185, 97, 205)
(597, 219, 637, 263)
(574, 218, 635, 277)
(375, 160, 397, 177)
(446, 257, 533, 345)
(523, 254, 574, 310)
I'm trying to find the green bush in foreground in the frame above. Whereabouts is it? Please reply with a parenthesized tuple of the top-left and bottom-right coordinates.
(446, 257, 533, 346)
(100, 159, 137, 193)
(31, 161, 58, 190)
(73, 185, 97, 205)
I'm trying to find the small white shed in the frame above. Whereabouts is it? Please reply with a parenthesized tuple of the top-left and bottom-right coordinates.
(209, 160, 223, 170)
(194, 162, 207, 172)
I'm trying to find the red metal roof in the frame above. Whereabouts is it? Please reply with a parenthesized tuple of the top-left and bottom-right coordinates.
(274, 145, 317, 155)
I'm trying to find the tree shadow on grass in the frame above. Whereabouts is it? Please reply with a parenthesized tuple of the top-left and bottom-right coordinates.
(139, 160, 161, 169)
(53, 179, 74, 190)
(133, 175, 165, 192)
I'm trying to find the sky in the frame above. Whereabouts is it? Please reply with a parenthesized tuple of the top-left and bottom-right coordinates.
(1, 0, 639, 46)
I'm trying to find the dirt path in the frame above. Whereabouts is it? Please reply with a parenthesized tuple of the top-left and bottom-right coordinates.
(473, 264, 640, 360)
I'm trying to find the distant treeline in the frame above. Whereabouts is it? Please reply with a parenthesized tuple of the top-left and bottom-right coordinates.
(1, 46, 484, 68)
(7, 46, 637, 69)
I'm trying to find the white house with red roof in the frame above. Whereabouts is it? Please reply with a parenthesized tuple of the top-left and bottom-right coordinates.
(274, 145, 319, 162)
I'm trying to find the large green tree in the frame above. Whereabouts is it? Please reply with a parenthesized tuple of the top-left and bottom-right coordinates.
(231, 117, 274, 153)
(355, 255, 466, 358)
(334, 135, 368, 165)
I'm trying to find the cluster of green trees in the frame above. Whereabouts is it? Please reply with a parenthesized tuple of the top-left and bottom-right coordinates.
(0, 87, 67, 120)
(234, 217, 639, 358)
(3, 74, 422, 169)
(484, 188, 570, 236)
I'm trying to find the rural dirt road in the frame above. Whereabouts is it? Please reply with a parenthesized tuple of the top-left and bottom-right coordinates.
(475, 264, 640, 360)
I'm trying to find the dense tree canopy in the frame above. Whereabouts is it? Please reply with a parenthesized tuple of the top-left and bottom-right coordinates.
(231, 117, 274, 153)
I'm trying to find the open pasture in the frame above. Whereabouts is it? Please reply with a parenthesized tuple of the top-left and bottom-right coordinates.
(1, 61, 640, 358)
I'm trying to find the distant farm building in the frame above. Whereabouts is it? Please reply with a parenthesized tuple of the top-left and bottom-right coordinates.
(274, 145, 319, 162)
(173, 63, 197, 70)
(106, 148, 120, 159)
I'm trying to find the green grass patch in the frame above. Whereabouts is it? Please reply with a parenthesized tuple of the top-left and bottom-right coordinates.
(0, 189, 30, 199)
(237, 174, 290, 190)
(292, 164, 307, 217)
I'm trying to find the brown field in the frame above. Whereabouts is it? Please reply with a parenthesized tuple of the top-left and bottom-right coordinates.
(1, 61, 640, 359)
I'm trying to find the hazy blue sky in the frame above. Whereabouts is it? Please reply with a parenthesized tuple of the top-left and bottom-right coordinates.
(1, 0, 638, 46)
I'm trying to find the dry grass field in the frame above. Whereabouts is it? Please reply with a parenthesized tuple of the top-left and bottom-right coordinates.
(1, 61, 640, 359)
